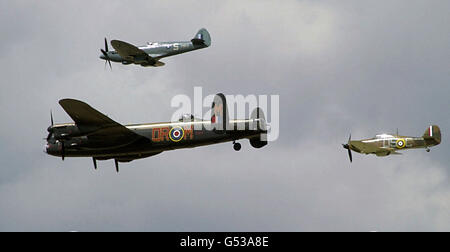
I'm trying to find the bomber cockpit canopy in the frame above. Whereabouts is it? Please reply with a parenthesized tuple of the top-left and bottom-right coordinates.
(178, 114, 202, 122)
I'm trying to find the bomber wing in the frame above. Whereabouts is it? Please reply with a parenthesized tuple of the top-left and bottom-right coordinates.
(58, 99, 144, 143)
(110, 40, 157, 64)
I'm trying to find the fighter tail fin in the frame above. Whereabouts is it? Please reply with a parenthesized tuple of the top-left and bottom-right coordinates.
(191, 28, 211, 47)
(423, 125, 441, 145)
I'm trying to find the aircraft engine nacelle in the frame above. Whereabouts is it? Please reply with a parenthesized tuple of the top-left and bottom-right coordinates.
(49, 125, 82, 140)
(64, 136, 89, 147)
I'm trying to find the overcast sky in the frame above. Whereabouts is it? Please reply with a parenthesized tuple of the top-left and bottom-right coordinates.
(0, 0, 449, 231)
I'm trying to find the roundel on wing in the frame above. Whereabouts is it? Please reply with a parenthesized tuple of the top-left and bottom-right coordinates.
(396, 139, 406, 149)
(169, 127, 185, 142)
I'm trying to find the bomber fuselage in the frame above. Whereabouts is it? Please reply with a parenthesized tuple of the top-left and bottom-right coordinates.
(45, 119, 266, 161)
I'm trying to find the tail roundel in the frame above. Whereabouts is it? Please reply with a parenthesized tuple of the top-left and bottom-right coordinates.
(423, 125, 441, 145)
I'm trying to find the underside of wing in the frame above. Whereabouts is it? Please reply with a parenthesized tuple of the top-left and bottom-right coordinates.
(351, 141, 402, 156)
(350, 141, 382, 154)
(110, 40, 156, 64)
(92, 151, 162, 167)
(375, 149, 402, 156)
(59, 99, 143, 141)
(140, 61, 165, 67)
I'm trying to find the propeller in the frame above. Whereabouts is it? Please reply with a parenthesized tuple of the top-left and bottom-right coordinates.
(100, 38, 112, 70)
(342, 134, 353, 163)
(46, 110, 54, 141)
(115, 159, 119, 173)
(61, 141, 65, 161)
(93, 158, 97, 170)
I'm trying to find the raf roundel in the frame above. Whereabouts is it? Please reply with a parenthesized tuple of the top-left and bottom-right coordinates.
(169, 127, 185, 142)
(396, 139, 406, 149)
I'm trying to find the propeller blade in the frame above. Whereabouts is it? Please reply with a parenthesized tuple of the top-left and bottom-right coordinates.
(115, 159, 119, 173)
(50, 110, 54, 126)
(100, 49, 112, 70)
(348, 148, 353, 163)
(61, 141, 65, 161)
(100, 49, 108, 58)
(93, 158, 97, 170)
(103, 59, 112, 70)
(343, 133, 353, 163)
(104, 38, 109, 52)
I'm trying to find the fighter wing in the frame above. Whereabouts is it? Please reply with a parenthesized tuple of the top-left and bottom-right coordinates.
(110, 40, 156, 64)
(59, 99, 142, 141)
(351, 141, 403, 155)
(350, 141, 383, 154)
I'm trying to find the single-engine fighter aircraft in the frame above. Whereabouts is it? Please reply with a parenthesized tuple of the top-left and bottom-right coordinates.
(99, 28, 211, 68)
(44, 94, 267, 172)
(342, 126, 441, 162)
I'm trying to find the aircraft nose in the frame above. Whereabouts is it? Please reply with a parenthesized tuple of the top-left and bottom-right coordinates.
(44, 143, 59, 156)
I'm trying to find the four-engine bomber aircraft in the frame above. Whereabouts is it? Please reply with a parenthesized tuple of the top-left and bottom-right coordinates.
(99, 28, 211, 68)
(44, 94, 267, 172)
(342, 125, 441, 162)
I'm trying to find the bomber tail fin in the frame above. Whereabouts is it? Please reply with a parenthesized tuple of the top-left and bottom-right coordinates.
(249, 108, 268, 149)
(423, 125, 441, 145)
(211, 93, 229, 132)
(191, 28, 211, 47)
(250, 108, 267, 132)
